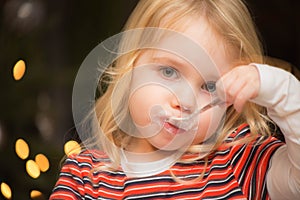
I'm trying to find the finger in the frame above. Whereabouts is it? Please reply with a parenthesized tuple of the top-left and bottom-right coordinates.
(217, 66, 260, 112)
(233, 88, 250, 112)
(216, 72, 238, 103)
(233, 80, 259, 112)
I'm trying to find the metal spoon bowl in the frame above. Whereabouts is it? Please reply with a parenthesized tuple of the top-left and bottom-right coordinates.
(166, 98, 225, 131)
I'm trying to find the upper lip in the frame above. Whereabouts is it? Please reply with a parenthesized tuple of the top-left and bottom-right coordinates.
(156, 110, 187, 128)
(165, 120, 177, 128)
(164, 119, 188, 132)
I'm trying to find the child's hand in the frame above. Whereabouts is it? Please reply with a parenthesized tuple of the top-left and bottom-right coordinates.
(216, 65, 260, 113)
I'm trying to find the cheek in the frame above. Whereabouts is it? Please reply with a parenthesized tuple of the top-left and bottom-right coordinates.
(129, 85, 167, 126)
(192, 114, 210, 144)
(192, 106, 226, 145)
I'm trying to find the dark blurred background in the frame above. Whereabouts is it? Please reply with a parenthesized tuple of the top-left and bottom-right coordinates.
(0, 0, 299, 199)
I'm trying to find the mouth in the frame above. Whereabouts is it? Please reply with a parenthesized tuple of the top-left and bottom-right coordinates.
(163, 121, 185, 135)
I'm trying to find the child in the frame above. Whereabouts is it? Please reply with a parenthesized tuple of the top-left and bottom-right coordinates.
(50, 0, 300, 199)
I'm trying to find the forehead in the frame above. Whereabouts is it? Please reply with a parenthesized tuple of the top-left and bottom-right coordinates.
(158, 15, 235, 75)
(181, 17, 234, 74)
(134, 49, 220, 85)
(132, 23, 226, 80)
(130, 16, 234, 78)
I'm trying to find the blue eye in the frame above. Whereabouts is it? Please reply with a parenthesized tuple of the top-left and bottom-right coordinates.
(201, 81, 216, 93)
(160, 66, 179, 79)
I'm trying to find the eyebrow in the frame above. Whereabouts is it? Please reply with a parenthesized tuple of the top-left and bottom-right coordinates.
(151, 55, 191, 68)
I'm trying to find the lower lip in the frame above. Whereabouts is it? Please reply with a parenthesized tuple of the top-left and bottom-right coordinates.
(163, 122, 182, 135)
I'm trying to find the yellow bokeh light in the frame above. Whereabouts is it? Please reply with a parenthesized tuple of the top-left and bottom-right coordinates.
(26, 160, 40, 179)
(1, 182, 12, 199)
(35, 153, 50, 172)
(30, 190, 45, 199)
(15, 138, 30, 160)
(64, 140, 81, 156)
(13, 59, 26, 81)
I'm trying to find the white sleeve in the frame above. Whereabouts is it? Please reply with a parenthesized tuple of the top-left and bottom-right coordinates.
(251, 63, 300, 199)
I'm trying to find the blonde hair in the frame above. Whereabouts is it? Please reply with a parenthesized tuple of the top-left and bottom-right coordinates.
(88, 0, 271, 171)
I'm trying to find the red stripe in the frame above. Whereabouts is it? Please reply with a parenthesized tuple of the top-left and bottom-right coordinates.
(50, 124, 283, 199)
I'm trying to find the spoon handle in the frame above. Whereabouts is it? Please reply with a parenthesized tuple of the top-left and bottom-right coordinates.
(194, 98, 224, 116)
(169, 98, 224, 122)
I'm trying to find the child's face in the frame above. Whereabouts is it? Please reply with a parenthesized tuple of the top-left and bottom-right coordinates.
(127, 16, 236, 152)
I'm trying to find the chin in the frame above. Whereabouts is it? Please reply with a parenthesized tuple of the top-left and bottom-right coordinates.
(149, 131, 195, 151)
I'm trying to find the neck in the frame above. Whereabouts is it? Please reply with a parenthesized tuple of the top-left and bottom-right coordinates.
(126, 137, 157, 153)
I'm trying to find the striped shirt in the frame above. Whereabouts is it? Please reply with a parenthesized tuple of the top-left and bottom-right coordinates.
(50, 124, 283, 199)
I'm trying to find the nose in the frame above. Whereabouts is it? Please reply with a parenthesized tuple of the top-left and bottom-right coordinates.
(180, 105, 191, 112)
(170, 88, 196, 114)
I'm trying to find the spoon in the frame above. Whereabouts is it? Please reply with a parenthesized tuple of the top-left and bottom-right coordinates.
(166, 98, 225, 131)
